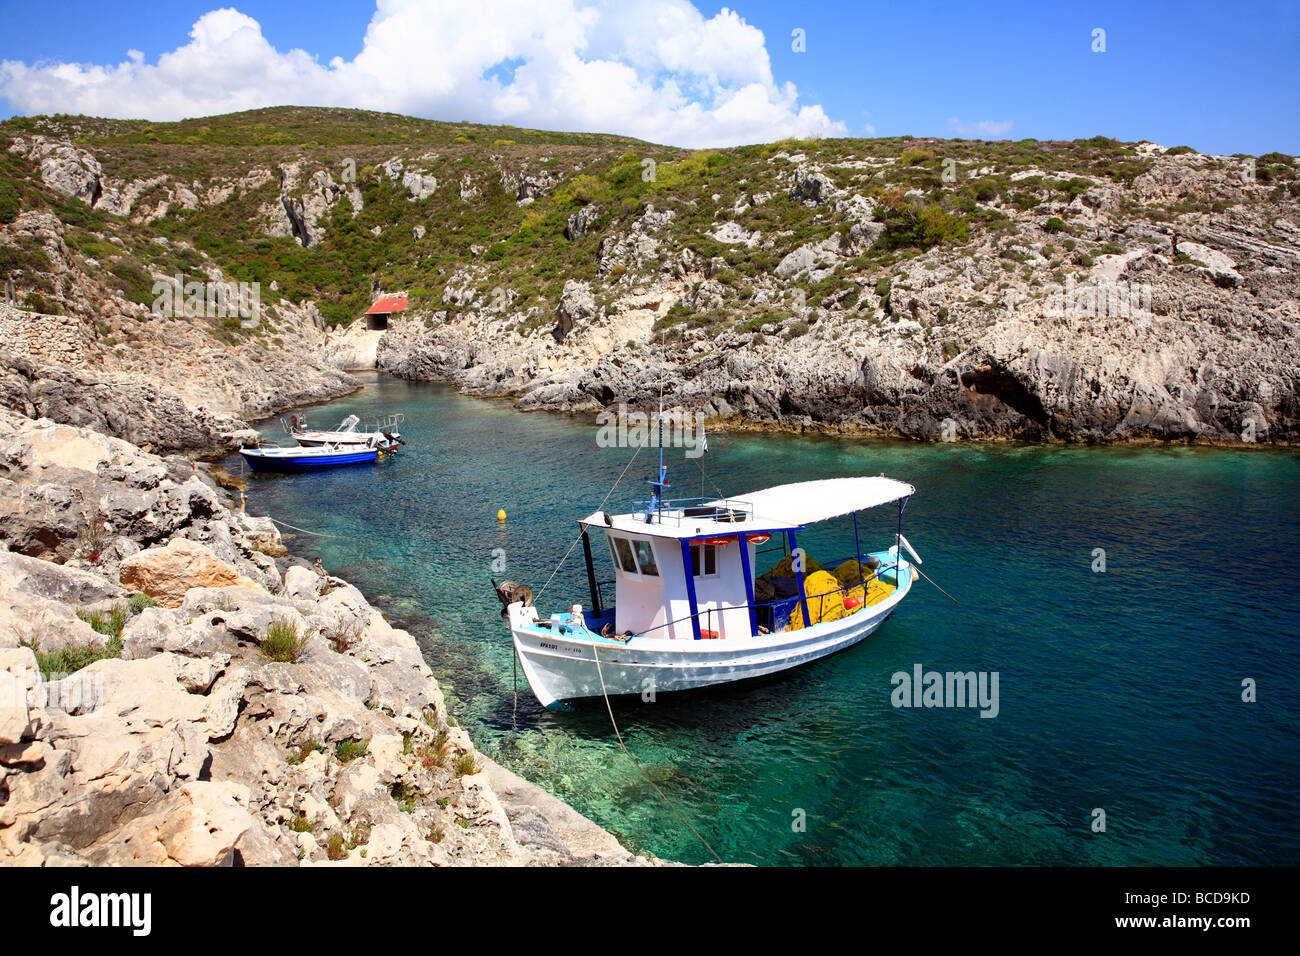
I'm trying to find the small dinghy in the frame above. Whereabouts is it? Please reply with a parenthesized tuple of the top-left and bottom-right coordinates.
(238, 442, 379, 472)
(504, 429, 922, 710)
(283, 413, 406, 453)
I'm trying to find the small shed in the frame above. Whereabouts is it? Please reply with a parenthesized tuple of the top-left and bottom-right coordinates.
(365, 295, 407, 330)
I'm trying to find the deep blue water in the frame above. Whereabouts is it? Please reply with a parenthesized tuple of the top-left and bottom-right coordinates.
(224, 373, 1300, 866)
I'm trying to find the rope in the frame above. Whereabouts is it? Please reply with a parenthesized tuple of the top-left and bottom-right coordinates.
(589, 640, 725, 864)
(910, 562, 959, 604)
(532, 442, 643, 604)
(529, 440, 722, 862)
(263, 515, 347, 538)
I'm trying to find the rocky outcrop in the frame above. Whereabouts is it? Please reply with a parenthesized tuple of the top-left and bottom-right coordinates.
(8, 136, 103, 206)
(372, 150, 1299, 445)
(119, 539, 262, 607)
(0, 409, 662, 866)
(565, 204, 603, 240)
(0, 353, 263, 455)
(265, 164, 364, 248)
(5, 124, 1297, 445)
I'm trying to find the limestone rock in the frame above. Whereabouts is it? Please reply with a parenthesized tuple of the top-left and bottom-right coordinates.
(119, 538, 262, 608)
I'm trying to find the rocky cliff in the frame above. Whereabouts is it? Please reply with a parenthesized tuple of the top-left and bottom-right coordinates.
(0, 408, 659, 865)
(1, 108, 1296, 449)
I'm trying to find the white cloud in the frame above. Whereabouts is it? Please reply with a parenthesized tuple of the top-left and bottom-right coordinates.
(0, 1, 846, 148)
(947, 116, 1014, 138)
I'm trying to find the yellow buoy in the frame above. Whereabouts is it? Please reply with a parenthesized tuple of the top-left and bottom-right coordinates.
(497, 509, 507, 522)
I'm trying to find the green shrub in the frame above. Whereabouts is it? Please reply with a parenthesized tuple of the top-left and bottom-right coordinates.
(335, 738, 369, 763)
(1044, 217, 1067, 234)
(128, 593, 157, 615)
(286, 739, 324, 765)
(326, 834, 347, 860)
(261, 616, 308, 662)
(23, 631, 123, 680)
(879, 198, 970, 250)
(1165, 145, 1197, 156)
(0, 180, 20, 224)
(418, 730, 451, 769)
(453, 752, 479, 777)
(78, 603, 129, 640)
(109, 262, 155, 306)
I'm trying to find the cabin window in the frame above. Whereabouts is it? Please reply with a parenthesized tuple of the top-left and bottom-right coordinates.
(635, 540, 659, 576)
(689, 543, 719, 578)
(612, 537, 638, 574)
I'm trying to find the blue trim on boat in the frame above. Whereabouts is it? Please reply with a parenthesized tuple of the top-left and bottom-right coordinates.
(239, 448, 379, 472)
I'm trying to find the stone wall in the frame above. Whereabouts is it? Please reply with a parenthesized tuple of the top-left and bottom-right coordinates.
(0, 304, 88, 365)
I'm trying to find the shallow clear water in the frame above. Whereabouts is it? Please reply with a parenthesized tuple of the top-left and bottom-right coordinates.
(225, 372, 1300, 866)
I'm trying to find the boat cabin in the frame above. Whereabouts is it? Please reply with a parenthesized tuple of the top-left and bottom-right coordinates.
(577, 476, 914, 642)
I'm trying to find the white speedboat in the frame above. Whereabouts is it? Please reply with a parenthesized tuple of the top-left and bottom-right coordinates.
(283, 413, 406, 452)
(506, 451, 920, 710)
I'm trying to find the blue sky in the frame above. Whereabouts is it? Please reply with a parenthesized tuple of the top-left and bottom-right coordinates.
(0, 0, 1295, 153)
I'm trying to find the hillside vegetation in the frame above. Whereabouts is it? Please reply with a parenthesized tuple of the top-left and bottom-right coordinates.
(1, 106, 1297, 445)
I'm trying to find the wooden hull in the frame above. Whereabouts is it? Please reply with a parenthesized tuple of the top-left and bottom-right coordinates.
(509, 564, 912, 709)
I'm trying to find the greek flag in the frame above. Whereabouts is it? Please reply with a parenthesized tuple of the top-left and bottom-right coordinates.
(700, 428, 708, 454)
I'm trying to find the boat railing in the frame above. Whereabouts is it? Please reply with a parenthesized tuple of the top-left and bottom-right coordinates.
(361, 412, 405, 432)
(629, 495, 754, 526)
(611, 559, 905, 641)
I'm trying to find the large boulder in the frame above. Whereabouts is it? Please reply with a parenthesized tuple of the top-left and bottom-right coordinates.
(119, 538, 262, 608)
(84, 781, 256, 866)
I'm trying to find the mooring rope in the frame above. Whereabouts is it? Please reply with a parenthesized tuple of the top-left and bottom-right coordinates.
(589, 641, 725, 865)
(532, 441, 644, 604)
(263, 515, 347, 538)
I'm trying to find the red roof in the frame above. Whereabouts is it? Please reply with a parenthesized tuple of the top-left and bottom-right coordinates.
(366, 296, 408, 314)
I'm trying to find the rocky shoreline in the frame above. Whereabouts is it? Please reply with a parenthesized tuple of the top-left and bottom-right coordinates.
(5, 119, 1298, 451)
(0, 408, 662, 865)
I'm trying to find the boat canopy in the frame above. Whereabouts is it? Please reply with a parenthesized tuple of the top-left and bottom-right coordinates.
(581, 475, 914, 540)
(722, 477, 914, 528)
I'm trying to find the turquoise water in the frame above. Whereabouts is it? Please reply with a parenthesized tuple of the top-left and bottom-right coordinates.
(226, 373, 1300, 866)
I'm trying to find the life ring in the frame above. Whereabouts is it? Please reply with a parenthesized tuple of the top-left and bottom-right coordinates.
(701, 629, 720, 639)
(746, 533, 771, 545)
(701, 536, 733, 547)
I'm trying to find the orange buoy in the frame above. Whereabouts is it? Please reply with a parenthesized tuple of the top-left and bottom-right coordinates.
(746, 533, 770, 545)
(701, 536, 733, 547)
(843, 595, 862, 611)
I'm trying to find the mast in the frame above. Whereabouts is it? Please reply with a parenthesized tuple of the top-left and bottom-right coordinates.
(643, 343, 669, 522)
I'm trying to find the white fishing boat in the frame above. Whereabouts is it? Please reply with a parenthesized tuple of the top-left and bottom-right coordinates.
(283, 412, 406, 452)
(504, 443, 922, 710)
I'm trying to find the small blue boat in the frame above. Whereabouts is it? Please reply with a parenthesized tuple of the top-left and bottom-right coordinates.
(238, 444, 379, 472)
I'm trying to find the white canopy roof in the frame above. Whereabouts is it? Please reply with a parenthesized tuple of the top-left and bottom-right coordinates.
(726, 476, 915, 528)
(584, 475, 914, 540)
